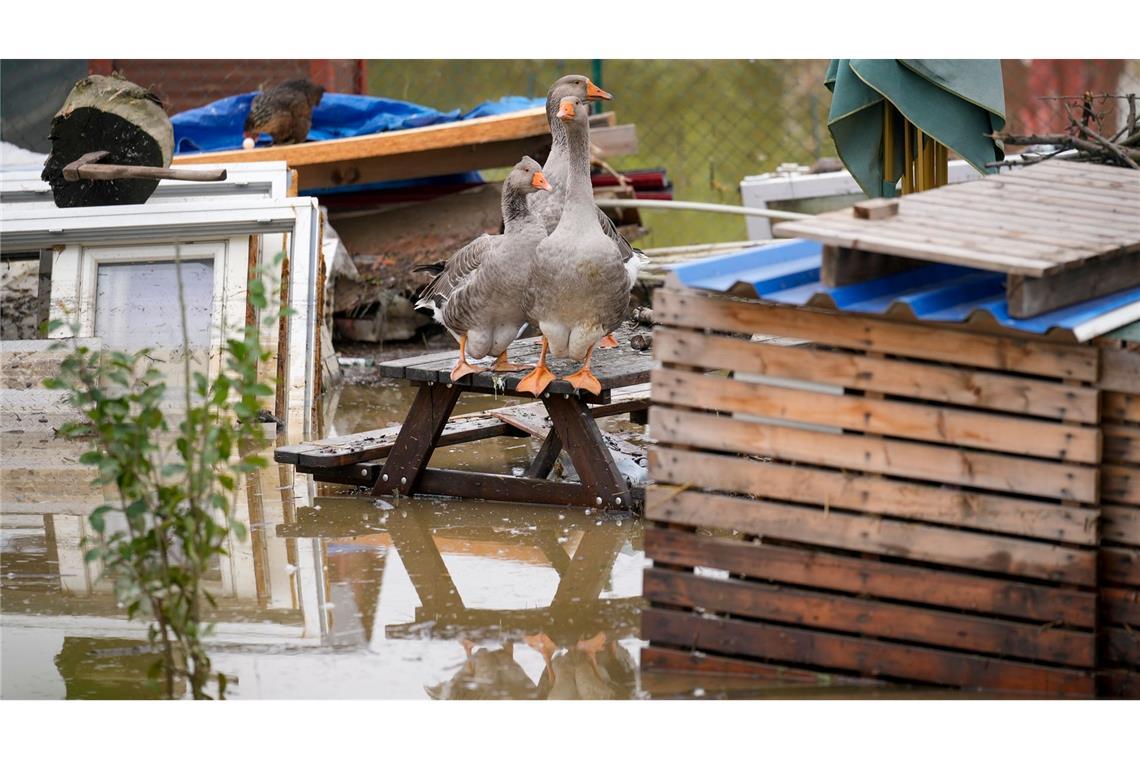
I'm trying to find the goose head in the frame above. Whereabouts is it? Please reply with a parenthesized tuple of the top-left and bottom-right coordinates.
(545, 74, 611, 124)
(556, 95, 590, 130)
(506, 155, 553, 194)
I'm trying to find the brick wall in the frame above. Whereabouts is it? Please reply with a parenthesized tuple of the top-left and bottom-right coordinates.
(87, 59, 365, 114)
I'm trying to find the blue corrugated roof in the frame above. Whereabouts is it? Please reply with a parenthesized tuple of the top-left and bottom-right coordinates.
(670, 239, 1140, 342)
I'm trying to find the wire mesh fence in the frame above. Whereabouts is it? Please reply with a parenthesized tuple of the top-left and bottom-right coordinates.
(367, 59, 835, 248)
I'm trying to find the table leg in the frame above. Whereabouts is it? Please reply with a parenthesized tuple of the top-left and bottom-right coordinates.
(373, 382, 462, 497)
(525, 428, 563, 480)
(543, 393, 632, 509)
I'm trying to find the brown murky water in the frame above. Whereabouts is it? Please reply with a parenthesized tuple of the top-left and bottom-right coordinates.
(1, 375, 891, 699)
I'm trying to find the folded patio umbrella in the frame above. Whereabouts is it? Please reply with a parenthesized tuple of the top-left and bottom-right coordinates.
(825, 59, 1006, 197)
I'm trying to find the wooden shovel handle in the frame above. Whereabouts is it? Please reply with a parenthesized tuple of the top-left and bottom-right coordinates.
(63, 152, 227, 182)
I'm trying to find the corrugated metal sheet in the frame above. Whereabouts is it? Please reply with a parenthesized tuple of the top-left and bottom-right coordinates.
(670, 239, 1140, 342)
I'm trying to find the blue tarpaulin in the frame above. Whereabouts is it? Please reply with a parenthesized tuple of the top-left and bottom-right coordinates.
(172, 92, 544, 155)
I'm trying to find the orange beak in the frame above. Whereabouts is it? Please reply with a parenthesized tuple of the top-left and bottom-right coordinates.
(557, 100, 576, 121)
(532, 171, 552, 191)
(585, 80, 613, 101)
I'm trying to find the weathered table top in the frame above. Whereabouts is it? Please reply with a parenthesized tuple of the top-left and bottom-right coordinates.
(378, 323, 654, 398)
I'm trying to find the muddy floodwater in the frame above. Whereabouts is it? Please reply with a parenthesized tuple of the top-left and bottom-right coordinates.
(2, 373, 899, 700)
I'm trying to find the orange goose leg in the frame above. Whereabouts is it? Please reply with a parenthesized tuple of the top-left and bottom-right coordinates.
(563, 343, 602, 396)
(491, 350, 531, 373)
(449, 336, 482, 382)
(598, 333, 619, 349)
(516, 337, 556, 396)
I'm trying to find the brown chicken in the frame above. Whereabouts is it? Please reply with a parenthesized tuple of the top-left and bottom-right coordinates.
(243, 79, 324, 146)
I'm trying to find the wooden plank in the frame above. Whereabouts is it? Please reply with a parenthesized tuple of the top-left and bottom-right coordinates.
(653, 327, 1099, 423)
(639, 645, 878, 685)
(821, 245, 921, 287)
(1103, 627, 1140, 665)
(1027, 160, 1140, 183)
(416, 468, 588, 507)
(1103, 506, 1140, 546)
(641, 608, 1094, 695)
(937, 177, 1140, 218)
(1104, 391, 1140, 423)
(1008, 251, 1140, 318)
(772, 218, 1053, 275)
(652, 289, 1099, 381)
(1105, 424, 1140, 465)
(903, 192, 1140, 248)
(903, 187, 1140, 236)
(1098, 668, 1140, 699)
(979, 171, 1140, 208)
(652, 367, 1100, 463)
(1101, 547, 1140, 586)
(649, 448, 1098, 545)
(1103, 464, 1140, 506)
(803, 210, 1106, 263)
(643, 528, 1096, 626)
(644, 567, 1095, 666)
(645, 486, 1095, 585)
(1100, 347, 1140, 394)
(591, 124, 638, 157)
(1101, 587, 1140, 627)
(651, 407, 1099, 503)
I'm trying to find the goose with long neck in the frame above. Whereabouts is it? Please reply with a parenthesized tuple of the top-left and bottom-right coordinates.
(530, 74, 611, 233)
(414, 156, 551, 381)
(517, 96, 630, 397)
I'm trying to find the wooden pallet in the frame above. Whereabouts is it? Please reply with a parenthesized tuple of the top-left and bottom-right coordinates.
(643, 287, 1101, 696)
(1097, 339, 1140, 698)
(772, 161, 1140, 317)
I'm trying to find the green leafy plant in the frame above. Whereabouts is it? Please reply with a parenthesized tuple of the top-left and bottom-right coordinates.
(46, 255, 280, 699)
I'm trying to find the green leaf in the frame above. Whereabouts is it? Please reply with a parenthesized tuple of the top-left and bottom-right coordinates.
(83, 547, 103, 563)
(88, 505, 112, 533)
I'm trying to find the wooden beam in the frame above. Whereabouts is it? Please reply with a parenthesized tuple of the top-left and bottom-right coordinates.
(1008, 251, 1140, 318)
(822, 245, 933, 287)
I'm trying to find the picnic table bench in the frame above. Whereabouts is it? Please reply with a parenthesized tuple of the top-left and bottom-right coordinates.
(275, 324, 654, 510)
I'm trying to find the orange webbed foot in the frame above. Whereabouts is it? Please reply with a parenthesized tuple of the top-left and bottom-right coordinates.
(449, 357, 481, 382)
(563, 365, 602, 396)
(517, 364, 555, 396)
(599, 333, 619, 349)
(491, 351, 531, 373)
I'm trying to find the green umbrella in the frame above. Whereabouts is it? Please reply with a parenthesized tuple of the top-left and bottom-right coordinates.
(825, 59, 1007, 197)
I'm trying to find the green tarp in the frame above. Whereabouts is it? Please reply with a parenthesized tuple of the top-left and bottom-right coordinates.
(825, 59, 1007, 197)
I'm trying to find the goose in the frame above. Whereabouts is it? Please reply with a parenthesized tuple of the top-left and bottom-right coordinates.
(414, 156, 552, 381)
(517, 96, 632, 398)
(531, 76, 648, 349)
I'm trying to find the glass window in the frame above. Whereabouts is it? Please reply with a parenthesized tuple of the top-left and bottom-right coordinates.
(94, 260, 216, 390)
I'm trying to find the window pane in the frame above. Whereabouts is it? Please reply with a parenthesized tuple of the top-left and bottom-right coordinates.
(95, 260, 214, 349)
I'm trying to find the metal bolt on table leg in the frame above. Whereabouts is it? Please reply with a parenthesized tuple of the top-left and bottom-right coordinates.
(615, 497, 622, 506)
(400, 476, 407, 485)
(595, 496, 603, 506)
(382, 474, 389, 482)
(361, 468, 368, 477)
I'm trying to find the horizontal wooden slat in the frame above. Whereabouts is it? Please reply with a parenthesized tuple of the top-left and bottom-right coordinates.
(652, 407, 1099, 503)
(1101, 587, 1140, 627)
(1101, 547, 1140, 586)
(1104, 424, 1140, 465)
(644, 568, 1094, 666)
(1100, 347, 1140, 394)
(652, 367, 1100, 463)
(653, 288, 1098, 381)
(1103, 464, 1140, 506)
(649, 448, 1097, 544)
(644, 527, 1096, 626)
(1103, 392, 1140, 424)
(654, 327, 1099, 423)
(1103, 506, 1140, 547)
(639, 645, 874, 685)
(1103, 627, 1140, 666)
(1098, 669, 1140, 699)
(645, 486, 1096, 585)
(642, 607, 1094, 695)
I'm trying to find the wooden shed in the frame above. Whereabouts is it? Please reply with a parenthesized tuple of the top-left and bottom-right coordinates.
(642, 160, 1140, 697)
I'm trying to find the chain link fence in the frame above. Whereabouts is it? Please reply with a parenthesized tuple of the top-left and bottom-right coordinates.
(368, 59, 834, 248)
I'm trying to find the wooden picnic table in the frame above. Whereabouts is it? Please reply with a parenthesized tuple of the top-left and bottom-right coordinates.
(275, 323, 654, 510)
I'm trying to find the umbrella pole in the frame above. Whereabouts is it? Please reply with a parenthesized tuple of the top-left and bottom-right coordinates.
(882, 102, 894, 193)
